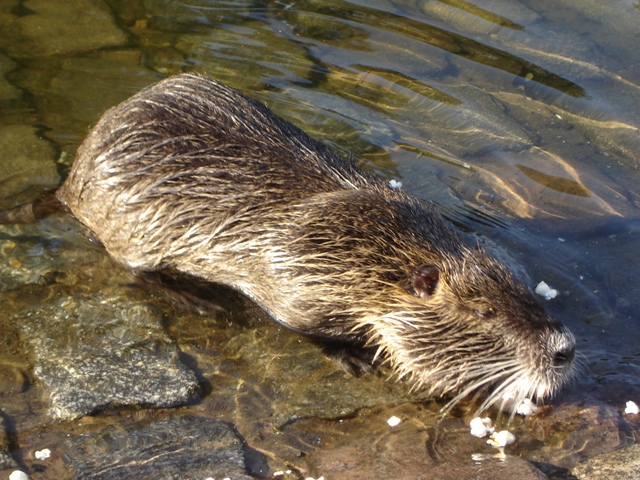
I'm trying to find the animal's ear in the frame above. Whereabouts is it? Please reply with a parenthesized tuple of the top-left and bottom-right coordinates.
(410, 263, 440, 300)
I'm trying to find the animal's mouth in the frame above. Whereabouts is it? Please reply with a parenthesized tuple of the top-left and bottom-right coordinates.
(435, 331, 578, 417)
(495, 350, 578, 414)
(440, 364, 576, 418)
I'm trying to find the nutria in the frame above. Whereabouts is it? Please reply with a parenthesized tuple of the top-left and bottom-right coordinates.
(50, 74, 576, 411)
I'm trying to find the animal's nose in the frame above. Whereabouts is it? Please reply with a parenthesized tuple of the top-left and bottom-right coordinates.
(552, 344, 575, 367)
(548, 328, 576, 368)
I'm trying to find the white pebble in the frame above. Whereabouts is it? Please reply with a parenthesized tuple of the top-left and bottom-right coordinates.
(10, 471, 30, 480)
(487, 430, 516, 448)
(387, 415, 402, 427)
(388, 179, 402, 189)
(516, 398, 539, 417)
(35, 448, 51, 460)
(535, 281, 558, 300)
(625, 401, 639, 415)
(471, 453, 491, 461)
(469, 417, 494, 438)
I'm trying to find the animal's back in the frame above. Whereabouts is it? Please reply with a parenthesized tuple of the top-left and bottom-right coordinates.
(57, 74, 380, 271)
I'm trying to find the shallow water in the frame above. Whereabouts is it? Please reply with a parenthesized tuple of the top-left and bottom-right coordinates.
(0, 0, 639, 478)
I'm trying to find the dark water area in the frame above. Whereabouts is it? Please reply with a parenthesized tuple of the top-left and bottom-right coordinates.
(0, 0, 639, 479)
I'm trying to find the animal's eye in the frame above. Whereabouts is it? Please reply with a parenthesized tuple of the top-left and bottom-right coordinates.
(475, 306, 495, 318)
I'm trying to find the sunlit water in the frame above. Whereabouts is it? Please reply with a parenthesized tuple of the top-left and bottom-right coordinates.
(0, 0, 639, 478)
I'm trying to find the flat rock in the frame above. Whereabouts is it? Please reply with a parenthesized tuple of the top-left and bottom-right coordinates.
(572, 443, 640, 480)
(17, 294, 199, 420)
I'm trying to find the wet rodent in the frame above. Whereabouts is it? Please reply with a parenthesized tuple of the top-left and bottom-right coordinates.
(48, 74, 578, 410)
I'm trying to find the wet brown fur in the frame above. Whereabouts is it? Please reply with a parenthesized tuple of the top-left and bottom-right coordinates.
(56, 74, 576, 411)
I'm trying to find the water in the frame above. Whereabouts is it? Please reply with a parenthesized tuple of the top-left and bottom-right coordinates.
(0, 0, 639, 478)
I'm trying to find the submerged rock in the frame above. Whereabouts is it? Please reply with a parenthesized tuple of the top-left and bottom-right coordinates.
(0, 237, 53, 293)
(0, 53, 21, 102)
(10, 51, 162, 149)
(0, 415, 18, 470)
(62, 415, 254, 480)
(0, 0, 127, 58)
(0, 125, 58, 209)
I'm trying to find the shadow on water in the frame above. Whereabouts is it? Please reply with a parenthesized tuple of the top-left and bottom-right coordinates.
(0, 0, 639, 478)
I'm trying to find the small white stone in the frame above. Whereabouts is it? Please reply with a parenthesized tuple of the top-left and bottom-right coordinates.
(34, 448, 51, 460)
(387, 415, 402, 427)
(10, 471, 30, 480)
(625, 401, 639, 415)
(388, 179, 402, 189)
(469, 417, 494, 438)
(487, 430, 516, 448)
(535, 281, 558, 300)
(471, 453, 491, 461)
(516, 398, 539, 417)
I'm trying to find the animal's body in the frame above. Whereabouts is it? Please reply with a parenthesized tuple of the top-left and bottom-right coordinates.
(55, 74, 576, 410)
